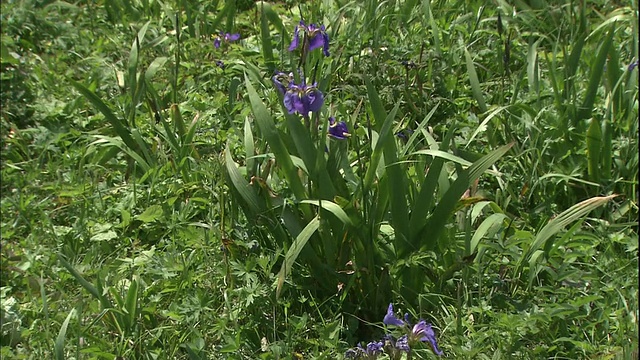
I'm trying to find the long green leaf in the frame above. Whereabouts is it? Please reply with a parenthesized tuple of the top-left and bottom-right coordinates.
(362, 77, 400, 191)
(586, 118, 602, 182)
(244, 74, 307, 203)
(578, 24, 615, 121)
(70, 80, 138, 157)
(470, 213, 509, 255)
(124, 277, 138, 336)
(276, 216, 320, 298)
(417, 143, 513, 251)
(407, 125, 455, 247)
(244, 118, 255, 178)
(523, 195, 617, 266)
(225, 145, 262, 215)
(259, 2, 275, 72)
(58, 256, 112, 309)
(464, 47, 487, 113)
(301, 200, 352, 226)
(54, 308, 76, 360)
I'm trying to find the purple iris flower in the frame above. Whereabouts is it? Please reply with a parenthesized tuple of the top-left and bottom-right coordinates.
(281, 80, 324, 116)
(272, 72, 294, 95)
(328, 117, 350, 139)
(383, 303, 444, 356)
(288, 20, 330, 56)
(345, 341, 384, 359)
(214, 32, 240, 48)
(629, 59, 639, 72)
(411, 320, 444, 356)
(395, 335, 410, 352)
(365, 341, 384, 355)
(383, 303, 406, 327)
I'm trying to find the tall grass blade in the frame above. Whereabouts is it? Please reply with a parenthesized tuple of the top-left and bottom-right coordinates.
(70, 80, 138, 157)
(244, 74, 307, 202)
(464, 47, 487, 113)
(518, 195, 618, 276)
(58, 256, 112, 309)
(260, 2, 275, 73)
(586, 118, 602, 183)
(54, 308, 76, 360)
(276, 216, 320, 298)
(418, 143, 513, 251)
(225, 145, 262, 215)
(578, 24, 616, 121)
(301, 200, 352, 226)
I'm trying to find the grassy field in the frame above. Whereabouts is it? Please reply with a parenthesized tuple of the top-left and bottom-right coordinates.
(1, 0, 638, 358)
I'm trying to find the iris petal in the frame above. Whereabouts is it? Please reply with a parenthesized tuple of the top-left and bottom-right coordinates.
(288, 24, 300, 51)
(383, 304, 406, 327)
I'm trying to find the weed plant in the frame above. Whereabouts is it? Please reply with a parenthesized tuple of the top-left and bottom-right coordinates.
(0, 0, 637, 359)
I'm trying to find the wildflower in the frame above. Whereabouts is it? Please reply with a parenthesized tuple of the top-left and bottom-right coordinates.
(282, 80, 324, 116)
(214, 32, 240, 48)
(215, 60, 225, 69)
(410, 320, 444, 356)
(383, 334, 410, 360)
(272, 71, 294, 96)
(344, 341, 384, 359)
(395, 128, 414, 140)
(288, 21, 330, 56)
(383, 303, 406, 327)
(629, 59, 639, 72)
(383, 303, 444, 356)
(328, 117, 350, 139)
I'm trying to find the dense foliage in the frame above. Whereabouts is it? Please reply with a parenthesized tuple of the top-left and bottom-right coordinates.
(1, 0, 637, 359)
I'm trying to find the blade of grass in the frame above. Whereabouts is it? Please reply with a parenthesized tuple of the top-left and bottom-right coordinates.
(260, 2, 275, 73)
(300, 200, 352, 226)
(276, 216, 320, 298)
(578, 24, 616, 121)
(54, 308, 76, 360)
(464, 47, 487, 113)
(244, 74, 308, 204)
(586, 118, 602, 183)
(417, 143, 513, 252)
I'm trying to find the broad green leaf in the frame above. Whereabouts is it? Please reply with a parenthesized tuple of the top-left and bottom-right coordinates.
(362, 77, 400, 191)
(407, 125, 455, 247)
(527, 39, 541, 95)
(135, 204, 163, 223)
(259, 3, 275, 72)
(276, 216, 320, 298)
(124, 277, 138, 336)
(244, 118, 255, 178)
(410, 149, 473, 167)
(144, 56, 169, 82)
(70, 80, 139, 160)
(58, 256, 112, 309)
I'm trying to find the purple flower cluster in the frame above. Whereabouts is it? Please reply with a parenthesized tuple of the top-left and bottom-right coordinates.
(289, 20, 330, 57)
(214, 32, 240, 49)
(328, 117, 350, 140)
(345, 303, 443, 359)
(272, 72, 324, 116)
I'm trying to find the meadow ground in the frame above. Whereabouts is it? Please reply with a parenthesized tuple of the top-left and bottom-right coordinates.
(1, 0, 638, 359)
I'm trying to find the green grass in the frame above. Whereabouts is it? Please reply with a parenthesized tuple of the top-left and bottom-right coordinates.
(1, 0, 637, 359)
